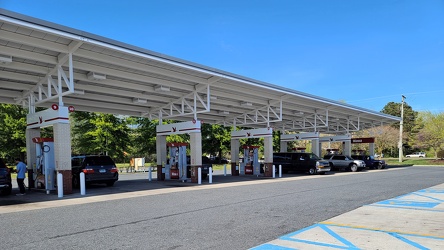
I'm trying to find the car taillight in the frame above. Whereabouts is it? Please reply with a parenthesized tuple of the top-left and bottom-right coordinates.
(110, 167, 118, 173)
(82, 168, 94, 174)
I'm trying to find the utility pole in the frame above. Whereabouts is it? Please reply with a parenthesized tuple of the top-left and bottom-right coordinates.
(399, 95, 406, 162)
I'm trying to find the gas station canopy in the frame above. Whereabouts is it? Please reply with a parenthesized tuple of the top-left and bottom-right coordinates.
(0, 9, 400, 133)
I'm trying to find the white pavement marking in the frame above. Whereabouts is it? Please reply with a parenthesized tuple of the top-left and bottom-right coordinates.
(252, 183, 444, 250)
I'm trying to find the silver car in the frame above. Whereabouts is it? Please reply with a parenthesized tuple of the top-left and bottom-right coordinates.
(324, 155, 366, 172)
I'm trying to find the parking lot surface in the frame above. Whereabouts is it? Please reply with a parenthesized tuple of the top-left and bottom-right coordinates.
(1, 166, 444, 249)
(252, 183, 444, 249)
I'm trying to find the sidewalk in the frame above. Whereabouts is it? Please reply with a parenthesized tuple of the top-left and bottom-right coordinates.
(252, 183, 444, 249)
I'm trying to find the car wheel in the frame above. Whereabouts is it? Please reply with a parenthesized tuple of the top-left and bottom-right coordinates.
(377, 163, 383, 170)
(308, 167, 316, 175)
(106, 181, 115, 187)
(329, 163, 336, 171)
(350, 164, 358, 172)
(0, 184, 12, 196)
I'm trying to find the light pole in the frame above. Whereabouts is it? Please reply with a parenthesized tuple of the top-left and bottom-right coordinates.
(399, 95, 406, 162)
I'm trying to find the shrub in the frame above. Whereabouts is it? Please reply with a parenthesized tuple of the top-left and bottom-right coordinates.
(437, 150, 444, 159)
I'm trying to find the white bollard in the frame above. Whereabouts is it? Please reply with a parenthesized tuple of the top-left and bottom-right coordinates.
(272, 165, 276, 178)
(279, 165, 282, 178)
(209, 167, 213, 184)
(198, 167, 202, 185)
(57, 172, 63, 198)
(224, 164, 227, 176)
(80, 172, 86, 195)
(148, 166, 152, 181)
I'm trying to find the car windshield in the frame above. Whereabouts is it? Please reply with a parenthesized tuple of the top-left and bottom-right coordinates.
(309, 154, 321, 160)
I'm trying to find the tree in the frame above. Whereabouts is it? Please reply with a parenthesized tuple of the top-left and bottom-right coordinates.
(414, 112, 444, 158)
(0, 104, 27, 160)
(381, 101, 417, 153)
(70, 112, 131, 162)
(381, 101, 417, 133)
(71, 111, 97, 155)
(130, 117, 157, 160)
(201, 123, 232, 159)
(354, 125, 400, 157)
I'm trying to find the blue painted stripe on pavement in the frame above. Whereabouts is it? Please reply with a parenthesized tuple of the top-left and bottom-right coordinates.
(323, 223, 444, 240)
(279, 236, 356, 249)
(389, 233, 429, 250)
(367, 204, 444, 212)
(319, 224, 358, 248)
(279, 224, 360, 249)
(393, 194, 410, 199)
(281, 224, 318, 238)
(250, 243, 296, 250)
(417, 189, 444, 193)
(376, 200, 439, 208)
(412, 192, 444, 202)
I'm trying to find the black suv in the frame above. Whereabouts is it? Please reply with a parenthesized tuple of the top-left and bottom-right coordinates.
(262, 152, 330, 175)
(71, 155, 119, 188)
(351, 155, 387, 170)
(0, 158, 12, 195)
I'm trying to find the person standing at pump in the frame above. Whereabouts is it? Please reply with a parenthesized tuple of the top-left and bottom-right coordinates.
(15, 158, 27, 196)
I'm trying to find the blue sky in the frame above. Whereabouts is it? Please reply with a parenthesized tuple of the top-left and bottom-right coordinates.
(2, 0, 443, 113)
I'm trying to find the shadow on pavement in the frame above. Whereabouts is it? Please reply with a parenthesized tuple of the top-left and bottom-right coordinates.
(0, 168, 397, 206)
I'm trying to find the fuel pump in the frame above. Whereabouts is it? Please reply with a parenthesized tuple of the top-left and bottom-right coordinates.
(326, 148, 340, 155)
(32, 137, 56, 192)
(352, 149, 365, 155)
(292, 147, 306, 153)
(240, 145, 260, 175)
(165, 143, 188, 181)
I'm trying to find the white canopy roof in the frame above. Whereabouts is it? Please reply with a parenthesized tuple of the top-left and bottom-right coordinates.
(0, 9, 400, 133)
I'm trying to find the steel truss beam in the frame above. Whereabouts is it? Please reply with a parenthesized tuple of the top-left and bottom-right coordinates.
(281, 108, 365, 133)
(221, 100, 283, 127)
(146, 85, 211, 120)
(13, 41, 83, 112)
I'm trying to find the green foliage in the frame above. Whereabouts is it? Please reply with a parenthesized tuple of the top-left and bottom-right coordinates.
(381, 101, 417, 133)
(381, 101, 418, 155)
(0, 104, 27, 159)
(201, 123, 232, 158)
(71, 112, 130, 162)
(130, 117, 157, 159)
(3, 101, 444, 164)
(414, 112, 444, 158)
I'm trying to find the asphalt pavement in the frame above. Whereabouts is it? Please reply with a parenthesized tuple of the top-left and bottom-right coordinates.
(1, 166, 443, 249)
(252, 182, 444, 249)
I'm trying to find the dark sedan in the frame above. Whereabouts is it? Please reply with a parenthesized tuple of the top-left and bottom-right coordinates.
(71, 155, 119, 188)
